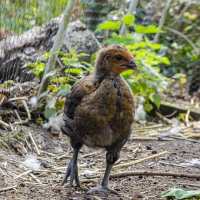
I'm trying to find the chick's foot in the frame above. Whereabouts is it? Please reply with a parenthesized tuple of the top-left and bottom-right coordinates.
(62, 159, 80, 187)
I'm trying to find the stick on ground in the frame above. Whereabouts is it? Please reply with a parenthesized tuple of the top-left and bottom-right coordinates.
(0, 185, 17, 193)
(113, 151, 169, 169)
(110, 171, 200, 179)
(28, 132, 41, 155)
(14, 170, 32, 180)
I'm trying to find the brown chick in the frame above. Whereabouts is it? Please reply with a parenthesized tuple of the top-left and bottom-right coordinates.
(61, 45, 136, 194)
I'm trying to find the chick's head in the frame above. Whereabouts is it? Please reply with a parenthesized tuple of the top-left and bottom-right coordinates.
(95, 45, 136, 75)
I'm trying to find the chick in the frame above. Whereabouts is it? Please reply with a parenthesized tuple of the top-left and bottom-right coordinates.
(61, 45, 136, 194)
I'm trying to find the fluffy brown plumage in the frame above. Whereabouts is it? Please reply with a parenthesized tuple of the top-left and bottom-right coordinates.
(61, 45, 136, 194)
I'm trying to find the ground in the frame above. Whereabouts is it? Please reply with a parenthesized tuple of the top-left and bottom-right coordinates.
(0, 123, 200, 200)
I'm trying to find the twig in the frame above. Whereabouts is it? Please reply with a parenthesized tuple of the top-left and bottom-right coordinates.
(37, 0, 77, 97)
(131, 137, 173, 141)
(165, 27, 199, 55)
(164, 110, 177, 118)
(29, 173, 43, 184)
(40, 150, 57, 157)
(53, 166, 66, 170)
(134, 124, 164, 130)
(113, 151, 169, 169)
(185, 98, 193, 127)
(153, 0, 173, 42)
(120, 0, 139, 35)
(131, 145, 141, 159)
(116, 146, 142, 165)
(13, 119, 29, 125)
(14, 109, 22, 124)
(13, 110, 29, 125)
(14, 170, 32, 180)
(22, 100, 31, 120)
(9, 123, 14, 131)
(0, 138, 10, 149)
(0, 185, 17, 193)
(185, 133, 200, 139)
(169, 135, 200, 144)
(21, 182, 48, 186)
(0, 167, 6, 176)
(55, 154, 72, 160)
(179, 182, 200, 188)
(0, 119, 11, 129)
(156, 112, 172, 125)
(110, 171, 200, 179)
(8, 96, 28, 101)
(28, 132, 41, 155)
(185, 109, 191, 127)
(81, 151, 102, 158)
(25, 138, 32, 151)
(159, 161, 187, 168)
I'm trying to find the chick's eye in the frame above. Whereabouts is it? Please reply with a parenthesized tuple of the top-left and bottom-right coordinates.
(114, 55, 123, 61)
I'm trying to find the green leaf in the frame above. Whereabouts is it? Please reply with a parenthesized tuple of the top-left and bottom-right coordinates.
(150, 93, 161, 108)
(122, 70, 133, 78)
(144, 101, 153, 112)
(65, 68, 83, 75)
(105, 33, 135, 45)
(147, 42, 161, 50)
(161, 188, 200, 199)
(57, 84, 71, 96)
(44, 107, 57, 119)
(97, 20, 121, 31)
(28, 62, 45, 78)
(161, 56, 170, 65)
(47, 98, 56, 108)
(135, 25, 160, 34)
(123, 14, 135, 26)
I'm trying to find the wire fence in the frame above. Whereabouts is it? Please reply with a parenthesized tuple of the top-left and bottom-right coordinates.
(0, 0, 70, 84)
(0, 0, 68, 35)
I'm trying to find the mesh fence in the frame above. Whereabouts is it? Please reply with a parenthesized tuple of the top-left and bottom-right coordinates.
(0, 0, 68, 34)
(0, 0, 69, 84)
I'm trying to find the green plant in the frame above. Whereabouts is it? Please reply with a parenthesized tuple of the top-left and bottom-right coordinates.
(162, 188, 200, 199)
(29, 50, 92, 119)
(160, 1, 200, 76)
(0, 0, 68, 33)
(97, 14, 170, 112)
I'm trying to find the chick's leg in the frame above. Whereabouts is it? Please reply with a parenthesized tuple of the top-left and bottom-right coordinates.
(88, 140, 125, 195)
(62, 140, 82, 187)
(101, 150, 119, 190)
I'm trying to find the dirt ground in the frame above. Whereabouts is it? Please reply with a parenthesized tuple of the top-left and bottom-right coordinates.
(0, 123, 200, 200)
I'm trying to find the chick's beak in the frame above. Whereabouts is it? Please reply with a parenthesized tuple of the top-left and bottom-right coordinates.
(127, 60, 137, 69)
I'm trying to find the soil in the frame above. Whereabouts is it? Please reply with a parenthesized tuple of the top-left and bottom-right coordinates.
(0, 123, 200, 200)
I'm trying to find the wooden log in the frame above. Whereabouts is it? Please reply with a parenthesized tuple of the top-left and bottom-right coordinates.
(159, 100, 200, 119)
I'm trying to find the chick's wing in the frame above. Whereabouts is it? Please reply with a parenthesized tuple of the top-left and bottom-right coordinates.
(63, 74, 96, 120)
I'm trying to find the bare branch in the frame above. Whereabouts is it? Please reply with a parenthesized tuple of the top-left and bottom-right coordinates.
(37, 0, 77, 99)
(153, 0, 172, 43)
(120, 0, 139, 35)
(166, 27, 199, 55)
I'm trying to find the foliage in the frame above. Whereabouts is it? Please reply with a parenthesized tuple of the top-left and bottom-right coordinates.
(28, 50, 92, 119)
(80, 0, 110, 31)
(160, 1, 200, 76)
(0, 80, 14, 88)
(0, 0, 68, 33)
(97, 14, 170, 112)
(162, 188, 200, 199)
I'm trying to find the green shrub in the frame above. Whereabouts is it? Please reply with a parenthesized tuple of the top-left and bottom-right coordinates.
(97, 14, 170, 112)
(28, 50, 92, 119)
